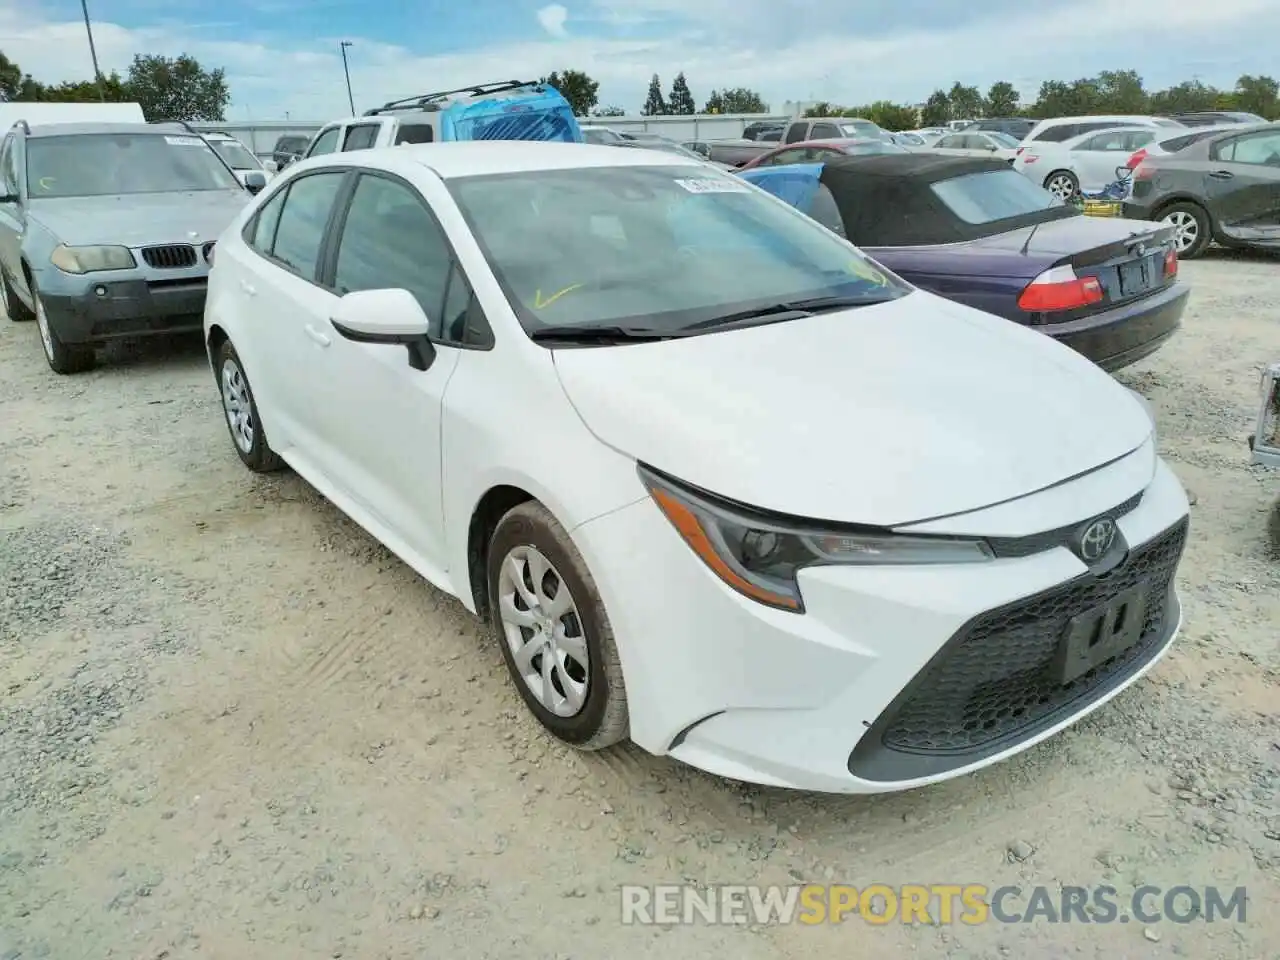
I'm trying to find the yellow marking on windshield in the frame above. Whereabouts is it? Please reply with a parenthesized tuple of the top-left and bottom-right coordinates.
(847, 259, 887, 286)
(533, 283, 583, 309)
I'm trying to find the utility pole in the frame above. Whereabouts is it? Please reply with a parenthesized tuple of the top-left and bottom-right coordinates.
(339, 41, 355, 115)
(80, 0, 106, 102)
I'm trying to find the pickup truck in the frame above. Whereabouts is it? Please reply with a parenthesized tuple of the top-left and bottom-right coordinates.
(780, 116, 886, 143)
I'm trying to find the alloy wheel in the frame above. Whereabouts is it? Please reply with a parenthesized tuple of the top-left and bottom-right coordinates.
(1046, 173, 1077, 200)
(34, 294, 54, 360)
(1162, 210, 1199, 254)
(496, 545, 590, 718)
(220, 358, 256, 453)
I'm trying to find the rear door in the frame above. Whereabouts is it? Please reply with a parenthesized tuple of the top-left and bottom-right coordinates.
(1072, 130, 1148, 191)
(1204, 129, 1280, 237)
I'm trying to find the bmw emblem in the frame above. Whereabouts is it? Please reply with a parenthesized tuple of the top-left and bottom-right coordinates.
(1078, 518, 1118, 563)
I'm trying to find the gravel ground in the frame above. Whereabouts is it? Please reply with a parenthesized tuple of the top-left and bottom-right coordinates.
(1, 254, 1277, 960)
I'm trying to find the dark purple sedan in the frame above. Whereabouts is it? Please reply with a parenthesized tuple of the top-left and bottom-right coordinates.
(738, 153, 1188, 371)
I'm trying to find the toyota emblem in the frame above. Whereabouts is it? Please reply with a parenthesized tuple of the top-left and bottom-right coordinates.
(1078, 518, 1117, 563)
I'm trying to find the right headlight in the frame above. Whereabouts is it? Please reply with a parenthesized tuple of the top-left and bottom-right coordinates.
(639, 466, 994, 613)
(50, 244, 136, 274)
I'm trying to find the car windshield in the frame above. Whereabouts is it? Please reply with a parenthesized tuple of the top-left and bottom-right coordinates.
(617, 139, 705, 161)
(27, 133, 242, 198)
(211, 140, 260, 170)
(931, 168, 1068, 225)
(448, 164, 911, 337)
(987, 132, 1020, 148)
(840, 121, 879, 137)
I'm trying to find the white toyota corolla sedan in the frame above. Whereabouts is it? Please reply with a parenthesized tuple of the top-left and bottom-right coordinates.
(203, 141, 1190, 793)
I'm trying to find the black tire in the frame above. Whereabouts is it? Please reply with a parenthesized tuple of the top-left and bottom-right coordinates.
(215, 339, 284, 472)
(1, 266, 33, 322)
(32, 276, 95, 374)
(487, 501, 628, 749)
(1155, 201, 1211, 260)
(1043, 169, 1079, 200)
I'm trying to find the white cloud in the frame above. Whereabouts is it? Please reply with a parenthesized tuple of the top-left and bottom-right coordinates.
(536, 4, 570, 39)
(1, 0, 1276, 119)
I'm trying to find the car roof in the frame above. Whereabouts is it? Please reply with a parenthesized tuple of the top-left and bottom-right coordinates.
(300, 141, 701, 178)
(789, 138, 888, 149)
(25, 122, 176, 138)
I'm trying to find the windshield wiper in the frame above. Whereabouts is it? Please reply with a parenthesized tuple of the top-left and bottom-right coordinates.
(682, 295, 888, 333)
(530, 325, 673, 344)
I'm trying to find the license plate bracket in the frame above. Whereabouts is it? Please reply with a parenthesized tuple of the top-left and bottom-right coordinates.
(1119, 258, 1151, 296)
(1055, 584, 1148, 685)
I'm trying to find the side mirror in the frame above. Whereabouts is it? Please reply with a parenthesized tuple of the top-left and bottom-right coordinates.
(330, 288, 437, 371)
(244, 171, 267, 193)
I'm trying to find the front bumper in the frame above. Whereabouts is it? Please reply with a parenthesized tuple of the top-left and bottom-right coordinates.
(571, 453, 1189, 793)
(37, 272, 209, 345)
(1043, 281, 1188, 372)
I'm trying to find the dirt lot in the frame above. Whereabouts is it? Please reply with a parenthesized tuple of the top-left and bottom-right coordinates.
(1, 254, 1278, 960)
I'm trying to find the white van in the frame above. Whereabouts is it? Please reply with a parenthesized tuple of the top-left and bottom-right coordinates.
(0, 101, 146, 129)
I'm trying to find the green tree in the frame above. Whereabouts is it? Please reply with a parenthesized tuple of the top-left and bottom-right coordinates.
(1148, 80, 1220, 115)
(718, 87, 767, 113)
(641, 73, 666, 116)
(539, 69, 599, 116)
(1030, 78, 1100, 117)
(0, 50, 23, 101)
(39, 72, 132, 103)
(1233, 74, 1280, 119)
(865, 100, 919, 130)
(593, 104, 625, 117)
(984, 81, 1019, 117)
(126, 53, 229, 121)
(803, 100, 841, 117)
(667, 72, 695, 115)
(947, 82, 983, 120)
(1093, 69, 1146, 113)
(920, 89, 950, 126)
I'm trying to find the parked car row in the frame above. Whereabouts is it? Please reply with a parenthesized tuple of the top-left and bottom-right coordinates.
(195, 140, 1192, 794)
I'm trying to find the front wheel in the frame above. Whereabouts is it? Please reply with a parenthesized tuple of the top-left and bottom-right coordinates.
(1043, 169, 1079, 201)
(216, 339, 284, 472)
(1158, 202, 1211, 259)
(33, 278, 95, 374)
(487, 501, 629, 749)
(1, 268, 33, 322)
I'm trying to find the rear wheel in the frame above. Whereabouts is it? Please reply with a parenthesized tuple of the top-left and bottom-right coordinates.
(1, 268, 33, 322)
(1043, 170, 1079, 201)
(1157, 202, 1211, 259)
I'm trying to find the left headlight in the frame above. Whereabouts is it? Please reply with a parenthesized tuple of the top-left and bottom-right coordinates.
(50, 244, 136, 274)
(639, 466, 994, 613)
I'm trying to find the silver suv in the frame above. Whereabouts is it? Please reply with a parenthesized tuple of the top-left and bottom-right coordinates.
(0, 120, 254, 373)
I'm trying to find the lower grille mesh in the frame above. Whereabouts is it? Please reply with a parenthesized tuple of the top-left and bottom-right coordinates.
(879, 518, 1188, 754)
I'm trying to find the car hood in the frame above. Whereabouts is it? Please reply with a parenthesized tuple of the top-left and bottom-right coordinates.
(552, 292, 1153, 526)
(26, 191, 250, 247)
(870, 214, 1163, 279)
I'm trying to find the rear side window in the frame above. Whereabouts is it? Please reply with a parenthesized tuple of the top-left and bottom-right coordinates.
(810, 123, 841, 140)
(268, 172, 346, 279)
(342, 124, 380, 151)
(1033, 124, 1078, 142)
(1213, 130, 1280, 165)
(806, 183, 846, 238)
(932, 169, 1067, 224)
(394, 124, 434, 145)
(784, 122, 808, 144)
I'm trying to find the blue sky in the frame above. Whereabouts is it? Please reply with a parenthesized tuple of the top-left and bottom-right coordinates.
(5, 0, 1279, 119)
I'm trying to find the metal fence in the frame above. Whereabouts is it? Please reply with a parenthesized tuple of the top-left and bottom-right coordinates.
(190, 113, 793, 160)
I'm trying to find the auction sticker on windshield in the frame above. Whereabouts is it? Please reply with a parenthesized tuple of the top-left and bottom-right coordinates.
(165, 136, 205, 146)
(674, 178, 751, 194)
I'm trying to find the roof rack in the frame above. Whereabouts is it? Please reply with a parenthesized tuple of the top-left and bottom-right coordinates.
(363, 80, 540, 116)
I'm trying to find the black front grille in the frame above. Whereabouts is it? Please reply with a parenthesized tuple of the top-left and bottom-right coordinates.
(141, 244, 198, 269)
(850, 518, 1187, 779)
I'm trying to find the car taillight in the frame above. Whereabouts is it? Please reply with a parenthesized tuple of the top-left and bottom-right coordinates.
(1132, 162, 1155, 181)
(1017, 265, 1104, 312)
(1164, 246, 1177, 277)
(1016, 145, 1025, 155)
(1125, 148, 1148, 170)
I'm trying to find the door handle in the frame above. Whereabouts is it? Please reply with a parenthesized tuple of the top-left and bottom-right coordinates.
(239, 279, 257, 296)
(1208, 170, 1234, 180)
(303, 323, 331, 347)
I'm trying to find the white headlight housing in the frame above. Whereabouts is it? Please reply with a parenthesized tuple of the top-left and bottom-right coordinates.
(50, 244, 136, 274)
